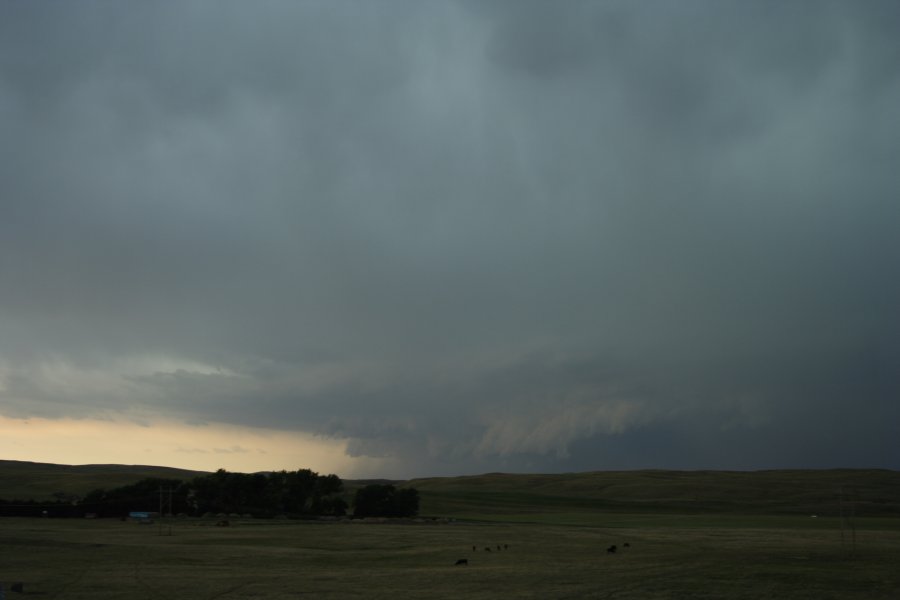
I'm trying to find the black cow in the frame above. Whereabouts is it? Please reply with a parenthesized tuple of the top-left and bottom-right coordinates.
(455, 558, 468, 566)
(607, 545, 617, 553)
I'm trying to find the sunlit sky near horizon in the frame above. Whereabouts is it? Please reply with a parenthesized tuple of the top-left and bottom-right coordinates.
(1, 1, 898, 479)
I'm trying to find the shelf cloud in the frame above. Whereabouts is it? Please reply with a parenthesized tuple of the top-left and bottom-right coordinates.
(1, 1, 898, 476)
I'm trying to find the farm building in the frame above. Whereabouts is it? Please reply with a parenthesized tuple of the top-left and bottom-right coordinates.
(128, 511, 159, 523)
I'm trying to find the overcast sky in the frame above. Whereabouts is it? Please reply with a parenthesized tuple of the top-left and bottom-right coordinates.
(1, 1, 898, 478)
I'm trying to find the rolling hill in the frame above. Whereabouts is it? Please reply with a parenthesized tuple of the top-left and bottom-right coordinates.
(0, 460, 208, 500)
(1, 460, 898, 518)
(407, 469, 900, 518)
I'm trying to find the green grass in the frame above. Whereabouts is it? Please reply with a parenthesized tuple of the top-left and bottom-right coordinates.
(0, 515, 898, 599)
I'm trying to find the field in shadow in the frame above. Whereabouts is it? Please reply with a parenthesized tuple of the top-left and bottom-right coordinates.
(409, 469, 900, 519)
(1, 514, 898, 599)
(1, 464, 899, 598)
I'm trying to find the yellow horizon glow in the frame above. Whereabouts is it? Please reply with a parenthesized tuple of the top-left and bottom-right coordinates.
(0, 415, 385, 478)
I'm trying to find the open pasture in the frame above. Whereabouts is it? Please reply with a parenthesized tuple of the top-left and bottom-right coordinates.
(1, 515, 898, 599)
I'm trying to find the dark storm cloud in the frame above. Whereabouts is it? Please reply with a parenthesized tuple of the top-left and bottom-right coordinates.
(1, 1, 898, 476)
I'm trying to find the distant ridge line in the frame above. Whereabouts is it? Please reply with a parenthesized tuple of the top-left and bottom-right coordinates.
(2, 460, 898, 516)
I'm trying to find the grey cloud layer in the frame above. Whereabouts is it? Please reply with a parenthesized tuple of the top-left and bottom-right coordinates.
(1, 1, 898, 475)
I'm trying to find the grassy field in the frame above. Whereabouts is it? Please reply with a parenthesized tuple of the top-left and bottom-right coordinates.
(410, 469, 900, 518)
(1, 515, 899, 599)
(2, 463, 899, 598)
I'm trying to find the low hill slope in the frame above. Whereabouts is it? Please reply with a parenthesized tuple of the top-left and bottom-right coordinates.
(408, 469, 900, 518)
(0, 460, 208, 500)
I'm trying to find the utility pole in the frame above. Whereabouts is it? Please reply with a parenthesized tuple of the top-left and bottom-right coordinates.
(158, 486, 174, 536)
(838, 485, 856, 556)
(158, 485, 174, 516)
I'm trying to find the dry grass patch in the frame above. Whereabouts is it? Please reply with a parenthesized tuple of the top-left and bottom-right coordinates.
(0, 516, 898, 599)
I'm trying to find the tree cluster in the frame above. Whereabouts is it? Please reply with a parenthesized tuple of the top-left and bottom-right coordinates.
(80, 468, 347, 518)
(188, 468, 346, 517)
(0, 469, 421, 519)
(82, 477, 190, 516)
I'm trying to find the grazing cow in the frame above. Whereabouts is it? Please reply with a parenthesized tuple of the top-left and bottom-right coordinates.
(11, 582, 24, 593)
(497, 545, 501, 551)
(607, 545, 617, 553)
(504, 544, 508, 550)
(472, 546, 477, 552)
(623, 542, 630, 548)
(484, 547, 491, 552)
(455, 558, 468, 566)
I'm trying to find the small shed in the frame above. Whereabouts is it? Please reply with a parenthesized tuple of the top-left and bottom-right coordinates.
(128, 511, 158, 523)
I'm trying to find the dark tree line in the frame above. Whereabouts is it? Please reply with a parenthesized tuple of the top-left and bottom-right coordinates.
(81, 468, 348, 518)
(187, 468, 347, 517)
(82, 477, 191, 516)
(1, 469, 419, 519)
